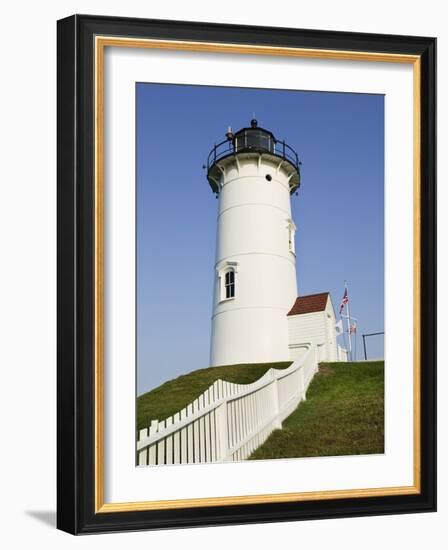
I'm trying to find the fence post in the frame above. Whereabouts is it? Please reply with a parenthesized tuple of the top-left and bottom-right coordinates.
(138, 428, 148, 466)
(271, 371, 282, 429)
(148, 420, 158, 465)
(299, 366, 306, 401)
(215, 401, 229, 461)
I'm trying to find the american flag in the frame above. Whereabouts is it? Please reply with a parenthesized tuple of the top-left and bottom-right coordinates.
(339, 288, 348, 314)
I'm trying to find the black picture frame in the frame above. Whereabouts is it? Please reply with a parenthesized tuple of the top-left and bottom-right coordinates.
(57, 14, 436, 535)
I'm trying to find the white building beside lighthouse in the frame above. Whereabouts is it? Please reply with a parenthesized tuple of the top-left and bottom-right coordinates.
(206, 119, 345, 367)
(287, 292, 348, 363)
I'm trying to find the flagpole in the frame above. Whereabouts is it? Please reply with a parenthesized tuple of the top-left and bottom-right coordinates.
(345, 280, 352, 361)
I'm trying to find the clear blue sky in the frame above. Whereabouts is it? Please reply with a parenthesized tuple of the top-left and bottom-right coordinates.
(136, 83, 384, 395)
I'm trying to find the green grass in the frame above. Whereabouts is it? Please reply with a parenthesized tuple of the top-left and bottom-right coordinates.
(249, 360, 384, 460)
(137, 361, 292, 431)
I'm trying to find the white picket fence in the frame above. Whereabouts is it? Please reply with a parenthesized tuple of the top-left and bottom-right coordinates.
(137, 343, 318, 466)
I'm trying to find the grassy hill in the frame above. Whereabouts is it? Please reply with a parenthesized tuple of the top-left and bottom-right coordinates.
(137, 361, 292, 431)
(249, 360, 384, 460)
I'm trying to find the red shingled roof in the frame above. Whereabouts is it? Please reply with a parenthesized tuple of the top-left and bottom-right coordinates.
(287, 292, 330, 316)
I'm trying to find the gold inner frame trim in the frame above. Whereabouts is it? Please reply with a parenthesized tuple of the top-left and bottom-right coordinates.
(94, 35, 421, 513)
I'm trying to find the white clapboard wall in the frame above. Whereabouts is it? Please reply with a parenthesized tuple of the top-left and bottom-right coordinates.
(137, 343, 318, 466)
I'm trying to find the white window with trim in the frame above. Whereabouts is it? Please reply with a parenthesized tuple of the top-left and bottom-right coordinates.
(216, 261, 238, 302)
(224, 269, 235, 299)
(286, 219, 296, 255)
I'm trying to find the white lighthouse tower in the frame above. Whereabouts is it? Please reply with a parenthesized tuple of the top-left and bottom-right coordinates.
(206, 119, 301, 367)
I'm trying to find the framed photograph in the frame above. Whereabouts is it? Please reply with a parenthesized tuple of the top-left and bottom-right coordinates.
(57, 14, 436, 534)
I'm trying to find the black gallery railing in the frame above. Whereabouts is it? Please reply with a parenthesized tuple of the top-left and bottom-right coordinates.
(207, 131, 300, 174)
